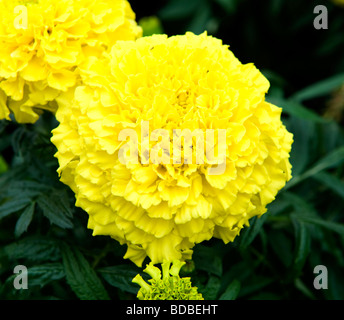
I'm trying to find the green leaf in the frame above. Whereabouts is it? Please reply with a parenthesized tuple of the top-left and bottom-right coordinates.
(313, 172, 344, 199)
(267, 97, 326, 123)
(97, 265, 143, 294)
(201, 275, 221, 300)
(286, 146, 344, 189)
(219, 279, 241, 300)
(11, 127, 26, 156)
(61, 244, 110, 300)
(220, 260, 256, 290)
(28, 263, 65, 288)
(282, 192, 317, 216)
(1, 237, 61, 262)
(14, 202, 35, 238)
(239, 214, 269, 248)
(269, 230, 293, 267)
(188, 2, 211, 34)
(214, 0, 240, 14)
(287, 117, 316, 176)
(0, 197, 32, 220)
(193, 245, 222, 277)
(0, 119, 8, 134)
(316, 33, 344, 57)
(290, 73, 344, 102)
(290, 215, 311, 277)
(321, 121, 343, 156)
(158, 0, 202, 20)
(326, 266, 344, 300)
(296, 215, 344, 236)
(294, 278, 316, 300)
(0, 165, 26, 191)
(37, 191, 73, 229)
(266, 195, 291, 216)
(239, 276, 275, 298)
(306, 146, 344, 173)
(0, 155, 8, 174)
(5, 180, 46, 199)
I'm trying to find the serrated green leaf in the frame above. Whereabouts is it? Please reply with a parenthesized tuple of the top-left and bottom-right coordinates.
(1, 237, 61, 262)
(37, 192, 73, 229)
(290, 73, 344, 102)
(5, 180, 46, 199)
(0, 197, 32, 220)
(28, 263, 65, 288)
(219, 279, 241, 300)
(97, 265, 143, 294)
(14, 202, 35, 238)
(0, 165, 27, 191)
(61, 244, 110, 300)
(52, 189, 74, 218)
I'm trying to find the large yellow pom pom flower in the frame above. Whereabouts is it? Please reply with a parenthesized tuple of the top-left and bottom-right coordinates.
(0, 0, 141, 123)
(51, 32, 293, 266)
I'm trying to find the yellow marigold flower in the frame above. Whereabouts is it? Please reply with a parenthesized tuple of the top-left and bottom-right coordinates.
(132, 260, 203, 300)
(0, 0, 141, 123)
(51, 32, 293, 266)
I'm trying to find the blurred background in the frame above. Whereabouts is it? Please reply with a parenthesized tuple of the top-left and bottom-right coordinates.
(1, 0, 344, 300)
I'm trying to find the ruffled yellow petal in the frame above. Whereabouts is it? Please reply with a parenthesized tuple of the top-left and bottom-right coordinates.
(0, 89, 9, 120)
(0, 0, 142, 123)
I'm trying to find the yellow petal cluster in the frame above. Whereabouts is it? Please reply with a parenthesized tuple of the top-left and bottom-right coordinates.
(132, 260, 203, 300)
(51, 32, 293, 266)
(0, 0, 141, 123)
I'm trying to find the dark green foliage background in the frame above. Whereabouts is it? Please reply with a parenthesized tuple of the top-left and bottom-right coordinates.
(1, 0, 344, 300)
